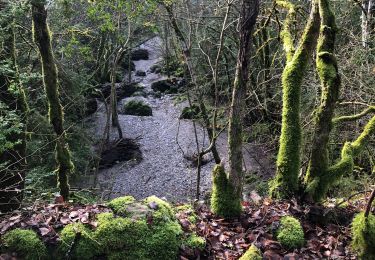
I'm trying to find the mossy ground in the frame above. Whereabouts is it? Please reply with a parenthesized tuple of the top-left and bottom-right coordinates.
(351, 212, 375, 259)
(276, 216, 305, 249)
(2, 228, 48, 260)
(239, 244, 262, 260)
(123, 100, 152, 116)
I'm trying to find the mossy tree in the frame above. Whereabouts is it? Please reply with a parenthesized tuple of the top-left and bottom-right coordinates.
(304, 0, 340, 200)
(304, 0, 375, 201)
(270, 0, 320, 198)
(31, 0, 74, 200)
(226, 0, 259, 215)
(0, 1, 28, 212)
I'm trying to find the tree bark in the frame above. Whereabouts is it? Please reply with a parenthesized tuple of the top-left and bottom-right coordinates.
(304, 0, 340, 201)
(228, 0, 259, 201)
(32, 0, 74, 200)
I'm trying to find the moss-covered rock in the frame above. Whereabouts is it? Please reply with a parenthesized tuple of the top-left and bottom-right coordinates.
(58, 223, 98, 260)
(131, 49, 149, 61)
(99, 196, 183, 259)
(2, 228, 48, 260)
(151, 79, 178, 94)
(276, 216, 304, 249)
(239, 244, 262, 260)
(58, 196, 184, 259)
(210, 164, 242, 218)
(123, 100, 152, 116)
(180, 105, 200, 120)
(351, 212, 375, 259)
(107, 195, 136, 214)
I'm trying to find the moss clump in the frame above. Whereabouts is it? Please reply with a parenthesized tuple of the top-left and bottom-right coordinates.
(351, 212, 375, 259)
(123, 100, 152, 116)
(95, 196, 183, 260)
(60, 196, 183, 259)
(276, 216, 304, 249)
(2, 228, 47, 260)
(210, 164, 242, 218)
(58, 223, 98, 259)
(239, 244, 262, 260)
(182, 234, 205, 250)
(180, 105, 200, 120)
(107, 195, 136, 215)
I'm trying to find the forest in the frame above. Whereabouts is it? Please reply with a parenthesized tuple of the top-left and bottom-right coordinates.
(0, 0, 374, 259)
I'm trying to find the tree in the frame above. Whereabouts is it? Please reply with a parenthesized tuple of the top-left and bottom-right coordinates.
(269, 0, 320, 199)
(0, 1, 28, 212)
(211, 0, 259, 218)
(31, 0, 74, 200)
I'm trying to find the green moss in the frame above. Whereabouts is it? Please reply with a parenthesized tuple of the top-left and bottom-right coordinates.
(351, 212, 375, 259)
(176, 204, 198, 224)
(270, 1, 319, 199)
(63, 197, 183, 260)
(239, 244, 262, 260)
(2, 228, 47, 260)
(210, 164, 242, 218)
(182, 234, 206, 250)
(107, 195, 136, 215)
(58, 223, 98, 259)
(276, 216, 304, 249)
(143, 195, 176, 223)
(123, 100, 152, 116)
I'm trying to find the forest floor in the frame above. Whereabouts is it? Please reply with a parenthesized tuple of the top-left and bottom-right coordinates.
(85, 36, 274, 202)
(0, 193, 368, 259)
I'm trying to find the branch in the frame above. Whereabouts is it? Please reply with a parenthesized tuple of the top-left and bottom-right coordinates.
(333, 106, 375, 124)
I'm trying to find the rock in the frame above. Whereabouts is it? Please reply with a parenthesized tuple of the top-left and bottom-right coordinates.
(120, 59, 136, 71)
(122, 100, 152, 116)
(151, 79, 179, 94)
(150, 64, 162, 73)
(97, 82, 143, 100)
(135, 70, 146, 77)
(131, 49, 149, 61)
(85, 98, 98, 116)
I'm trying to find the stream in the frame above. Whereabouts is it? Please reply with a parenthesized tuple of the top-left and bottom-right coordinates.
(87, 37, 274, 202)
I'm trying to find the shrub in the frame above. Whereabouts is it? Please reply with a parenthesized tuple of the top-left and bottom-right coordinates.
(180, 105, 200, 120)
(351, 212, 375, 259)
(276, 216, 305, 249)
(2, 228, 47, 260)
(123, 100, 152, 116)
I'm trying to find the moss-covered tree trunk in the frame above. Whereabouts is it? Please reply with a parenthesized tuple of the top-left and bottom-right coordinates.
(32, 0, 74, 200)
(228, 0, 259, 206)
(269, 0, 320, 198)
(0, 1, 28, 212)
(211, 0, 259, 218)
(304, 0, 340, 200)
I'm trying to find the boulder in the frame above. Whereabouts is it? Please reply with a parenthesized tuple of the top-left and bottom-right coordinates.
(131, 49, 149, 61)
(135, 70, 146, 77)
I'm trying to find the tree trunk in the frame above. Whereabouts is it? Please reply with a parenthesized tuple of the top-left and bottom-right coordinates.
(32, 0, 74, 200)
(269, 0, 320, 199)
(228, 0, 259, 202)
(304, 0, 341, 201)
(211, 0, 259, 218)
(0, 1, 28, 212)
